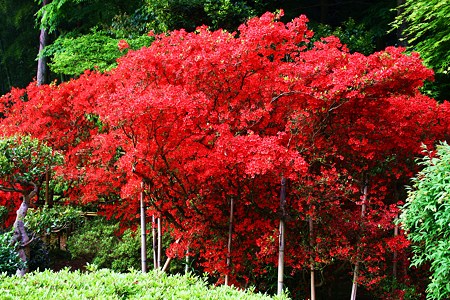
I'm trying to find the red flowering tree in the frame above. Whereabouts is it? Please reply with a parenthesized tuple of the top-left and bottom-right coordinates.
(2, 11, 450, 298)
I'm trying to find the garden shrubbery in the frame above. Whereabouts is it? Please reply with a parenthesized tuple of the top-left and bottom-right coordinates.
(0, 268, 286, 300)
(0, 231, 25, 275)
(66, 218, 145, 272)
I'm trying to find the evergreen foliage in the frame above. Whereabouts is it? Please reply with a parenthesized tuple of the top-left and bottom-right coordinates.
(401, 142, 450, 300)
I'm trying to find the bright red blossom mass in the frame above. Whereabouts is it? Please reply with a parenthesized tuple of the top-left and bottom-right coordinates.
(1, 11, 449, 297)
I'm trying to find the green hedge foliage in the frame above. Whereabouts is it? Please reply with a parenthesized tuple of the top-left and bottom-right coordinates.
(0, 268, 287, 299)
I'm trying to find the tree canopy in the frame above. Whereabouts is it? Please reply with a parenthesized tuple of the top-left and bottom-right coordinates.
(1, 0, 403, 94)
(393, 0, 450, 101)
(2, 11, 450, 297)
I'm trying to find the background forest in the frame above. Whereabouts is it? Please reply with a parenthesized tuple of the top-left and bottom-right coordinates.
(1, 1, 450, 300)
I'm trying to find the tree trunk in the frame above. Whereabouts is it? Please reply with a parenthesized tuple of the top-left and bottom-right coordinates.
(393, 221, 399, 279)
(37, 0, 50, 86)
(140, 181, 147, 273)
(152, 215, 158, 269)
(185, 247, 190, 274)
(225, 196, 234, 286)
(350, 183, 368, 300)
(12, 186, 37, 276)
(309, 217, 316, 300)
(277, 177, 286, 296)
(44, 166, 53, 207)
(162, 238, 180, 272)
(157, 217, 162, 269)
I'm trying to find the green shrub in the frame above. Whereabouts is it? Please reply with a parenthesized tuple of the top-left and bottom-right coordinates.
(400, 142, 450, 300)
(0, 231, 25, 275)
(28, 234, 50, 272)
(110, 229, 143, 272)
(25, 205, 83, 236)
(67, 218, 151, 272)
(0, 268, 286, 299)
(66, 218, 120, 267)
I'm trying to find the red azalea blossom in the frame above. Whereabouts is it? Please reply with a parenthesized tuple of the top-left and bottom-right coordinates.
(118, 39, 129, 51)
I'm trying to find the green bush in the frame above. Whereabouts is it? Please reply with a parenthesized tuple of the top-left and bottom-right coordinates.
(0, 231, 25, 275)
(67, 218, 151, 272)
(28, 234, 50, 272)
(0, 268, 286, 299)
(400, 142, 450, 300)
(25, 205, 83, 236)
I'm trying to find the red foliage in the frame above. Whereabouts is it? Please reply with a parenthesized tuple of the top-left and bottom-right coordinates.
(1, 10, 449, 296)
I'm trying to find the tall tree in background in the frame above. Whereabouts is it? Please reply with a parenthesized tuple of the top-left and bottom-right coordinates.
(393, 0, 450, 101)
(36, 0, 50, 86)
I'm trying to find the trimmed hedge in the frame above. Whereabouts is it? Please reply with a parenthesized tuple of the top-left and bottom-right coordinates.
(0, 268, 288, 299)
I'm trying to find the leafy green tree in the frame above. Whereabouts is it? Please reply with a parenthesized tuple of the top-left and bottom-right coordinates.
(393, 0, 450, 101)
(39, 0, 276, 77)
(42, 30, 151, 76)
(35, 0, 147, 78)
(400, 142, 450, 300)
(36, 0, 142, 35)
(0, 135, 63, 275)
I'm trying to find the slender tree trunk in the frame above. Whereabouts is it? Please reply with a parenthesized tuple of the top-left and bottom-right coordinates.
(309, 217, 316, 300)
(350, 262, 360, 300)
(44, 167, 50, 206)
(393, 220, 399, 279)
(140, 181, 147, 273)
(13, 198, 30, 277)
(277, 177, 286, 296)
(152, 215, 158, 269)
(225, 196, 234, 286)
(157, 217, 162, 269)
(162, 238, 181, 272)
(12, 186, 37, 276)
(37, 0, 50, 86)
(350, 183, 368, 300)
(396, 0, 407, 47)
(185, 247, 190, 274)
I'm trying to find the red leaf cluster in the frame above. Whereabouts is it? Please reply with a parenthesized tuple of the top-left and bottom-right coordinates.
(2, 11, 449, 295)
